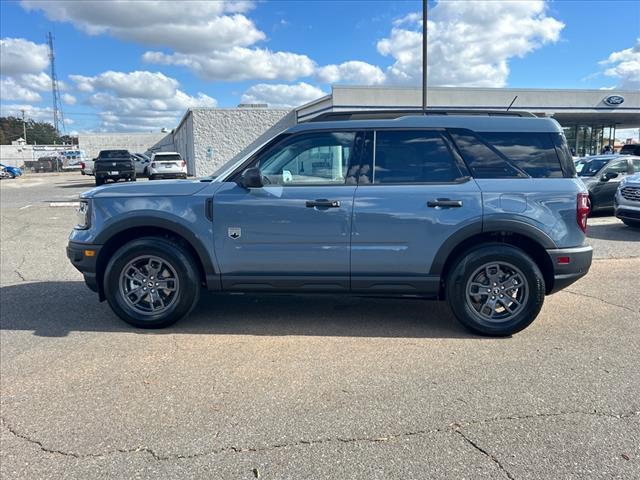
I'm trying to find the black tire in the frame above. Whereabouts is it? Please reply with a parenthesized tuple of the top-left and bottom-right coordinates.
(149, 174, 156, 181)
(445, 243, 545, 336)
(104, 236, 201, 328)
(622, 219, 640, 228)
(95, 177, 104, 186)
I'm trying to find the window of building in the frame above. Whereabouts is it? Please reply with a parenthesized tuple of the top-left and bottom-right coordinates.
(373, 130, 461, 184)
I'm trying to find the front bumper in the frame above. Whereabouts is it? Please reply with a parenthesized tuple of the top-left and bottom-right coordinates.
(67, 240, 102, 292)
(546, 245, 593, 294)
(614, 192, 640, 222)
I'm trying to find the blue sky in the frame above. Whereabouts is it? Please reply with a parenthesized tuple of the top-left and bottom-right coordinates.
(1, 0, 638, 134)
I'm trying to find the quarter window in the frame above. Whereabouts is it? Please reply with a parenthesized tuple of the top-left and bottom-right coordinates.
(373, 130, 462, 184)
(632, 159, 640, 173)
(257, 131, 357, 185)
(480, 132, 564, 178)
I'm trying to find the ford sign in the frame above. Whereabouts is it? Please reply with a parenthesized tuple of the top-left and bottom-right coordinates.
(604, 95, 624, 106)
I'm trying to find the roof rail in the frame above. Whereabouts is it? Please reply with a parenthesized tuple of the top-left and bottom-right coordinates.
(308, 109, 537, 122)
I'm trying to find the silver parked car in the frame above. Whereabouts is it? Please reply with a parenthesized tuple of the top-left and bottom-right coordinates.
(615, 173, 640, 228)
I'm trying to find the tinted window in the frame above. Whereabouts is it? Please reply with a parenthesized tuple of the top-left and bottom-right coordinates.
(155, 154, 181, 161)
(448, 129, 525, 178)
(258, 131, 356, 185)
(633, 159, 640, 172)
(373, 130, 461, 184)
(99, 150, 130, 159)
(551, 133, 576, 177)
(480, 132, 563, 178)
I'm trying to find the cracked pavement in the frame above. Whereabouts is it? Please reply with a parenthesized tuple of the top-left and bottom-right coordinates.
(1, 175, 639, 479)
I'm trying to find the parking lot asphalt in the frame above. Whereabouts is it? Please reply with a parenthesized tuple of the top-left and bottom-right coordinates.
(1, 174, 639, 479)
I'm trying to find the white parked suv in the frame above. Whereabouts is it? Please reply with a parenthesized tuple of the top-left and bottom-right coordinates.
(148, 152, 187, 180)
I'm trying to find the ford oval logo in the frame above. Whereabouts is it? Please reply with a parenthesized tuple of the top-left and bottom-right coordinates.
(604, 95, 624, 106)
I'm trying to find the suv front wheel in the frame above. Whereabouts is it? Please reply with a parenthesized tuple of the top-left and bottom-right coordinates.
(104, 236, 200, 328)
(445, 244, 545, 336)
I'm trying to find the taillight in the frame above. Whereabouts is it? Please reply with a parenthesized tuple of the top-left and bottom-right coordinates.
(81, 162, 85, 169)
(577, 192, 590, 233)
(151, 162, 156, 168)
(181, 160, 186, 168)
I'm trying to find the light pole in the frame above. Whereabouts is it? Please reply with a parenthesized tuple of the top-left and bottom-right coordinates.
(422, 0, 428, 112)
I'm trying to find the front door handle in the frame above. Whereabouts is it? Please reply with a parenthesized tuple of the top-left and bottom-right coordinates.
(427, 199, 463, 208)
(306, 199, 341, 208)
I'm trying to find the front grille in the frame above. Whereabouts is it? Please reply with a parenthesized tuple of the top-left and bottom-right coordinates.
(621, 186, 640, 202)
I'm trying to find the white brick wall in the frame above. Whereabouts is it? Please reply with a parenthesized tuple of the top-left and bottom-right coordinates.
(187, 108, 295, 176)
(78, 132, 167, 159)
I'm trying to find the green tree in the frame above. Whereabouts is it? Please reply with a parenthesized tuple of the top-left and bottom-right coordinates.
(0, 116, 70, 145)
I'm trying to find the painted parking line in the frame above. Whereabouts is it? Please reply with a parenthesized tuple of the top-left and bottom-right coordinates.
(49, 202, 80, 207)
(19, 204, 32, 210)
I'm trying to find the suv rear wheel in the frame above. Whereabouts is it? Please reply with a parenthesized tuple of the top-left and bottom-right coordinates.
(445, 244, 545, 336)
(104, 236, 200, 328)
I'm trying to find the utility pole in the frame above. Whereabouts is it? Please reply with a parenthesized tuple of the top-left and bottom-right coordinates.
(21, 109, 27, 144)
(422, 0, 428, 112)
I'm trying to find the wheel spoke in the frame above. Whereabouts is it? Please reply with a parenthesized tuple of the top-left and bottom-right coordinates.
(156, 280, 176, 291)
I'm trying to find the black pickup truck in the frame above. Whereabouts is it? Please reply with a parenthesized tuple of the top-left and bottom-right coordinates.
(95, 150, 136, 186)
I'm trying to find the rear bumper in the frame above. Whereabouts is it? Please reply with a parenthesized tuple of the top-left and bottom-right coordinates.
(546, 245, 593, 294)
(150, 171, 187, 179)
(67, 240, 102, 293)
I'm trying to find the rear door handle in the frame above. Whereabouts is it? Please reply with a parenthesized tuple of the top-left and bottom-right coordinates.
(427, 199, 463, 208)
(306, 199, 341, 208)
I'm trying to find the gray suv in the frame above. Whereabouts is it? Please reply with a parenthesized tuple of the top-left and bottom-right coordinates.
(68, 114, 592, 336)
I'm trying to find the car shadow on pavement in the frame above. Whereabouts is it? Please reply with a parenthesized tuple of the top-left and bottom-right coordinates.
(587, 223, 640, 241)
(0, 281, 486, 339)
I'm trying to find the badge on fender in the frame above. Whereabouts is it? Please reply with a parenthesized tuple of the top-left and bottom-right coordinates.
(228, 227, 241, 239)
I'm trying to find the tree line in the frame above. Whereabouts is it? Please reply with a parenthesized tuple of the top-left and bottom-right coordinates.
(0, 116, 78, 145)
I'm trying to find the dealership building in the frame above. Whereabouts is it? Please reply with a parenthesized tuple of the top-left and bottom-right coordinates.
(161, 86, 639, 176)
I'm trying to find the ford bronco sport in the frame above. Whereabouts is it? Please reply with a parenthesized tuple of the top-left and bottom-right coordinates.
(68, 113, 592, 336)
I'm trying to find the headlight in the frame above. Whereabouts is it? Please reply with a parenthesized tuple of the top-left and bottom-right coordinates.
(75, 199, 90, 229)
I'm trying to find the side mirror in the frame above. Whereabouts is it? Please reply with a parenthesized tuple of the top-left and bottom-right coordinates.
(241, 167, 263, 189)
(601, 171, 619, 182)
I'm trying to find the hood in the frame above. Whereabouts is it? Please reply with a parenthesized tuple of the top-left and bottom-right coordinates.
(81, 179, 212, 199)
(621, 172, 640, 186)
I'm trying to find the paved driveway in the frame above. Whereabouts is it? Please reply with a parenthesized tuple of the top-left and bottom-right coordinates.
(1, 174, 639, 479)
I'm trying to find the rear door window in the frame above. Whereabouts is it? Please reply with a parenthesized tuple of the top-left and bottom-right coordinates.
(632, 159, 640, 173)
(372, 130, 462, 184)
(479, 132, 564, 178)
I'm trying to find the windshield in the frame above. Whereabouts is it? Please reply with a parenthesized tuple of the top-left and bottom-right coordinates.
(576, 158, 609, 176)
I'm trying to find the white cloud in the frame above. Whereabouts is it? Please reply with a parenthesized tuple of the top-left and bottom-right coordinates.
(316, 61, 386, 85)
(0, 37, 50, 75)
(143, 48, 316, 82)
(73, 71, 217, 131)
(377, 0, 564, 87)
(599, 39, 640, 90)
(69, 70, 179, 98)
(0, 103, 54, 122)
(61, 93, 76, 105)
(240, 82, 326, 108)
(1, 77, 43, 102)
(21, 1, 260, 53)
